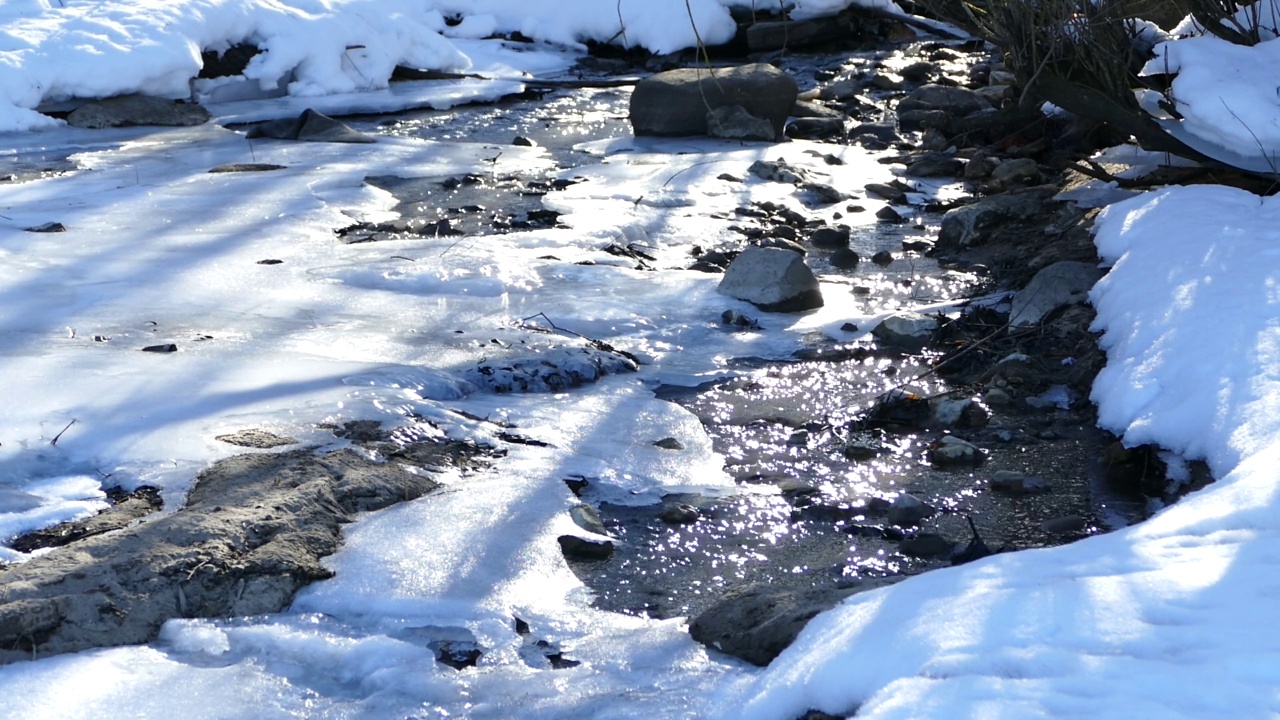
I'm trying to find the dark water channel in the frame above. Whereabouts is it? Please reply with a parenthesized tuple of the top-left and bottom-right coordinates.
(346, 50, 1141, 622)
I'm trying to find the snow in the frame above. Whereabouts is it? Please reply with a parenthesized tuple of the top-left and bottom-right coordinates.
(0, 0, 884, 133)
(1140, 0, 1280, 169)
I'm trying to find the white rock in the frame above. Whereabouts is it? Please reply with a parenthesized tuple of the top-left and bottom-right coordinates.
(717, 246, 823, 312)
(872, 312, 938, 350)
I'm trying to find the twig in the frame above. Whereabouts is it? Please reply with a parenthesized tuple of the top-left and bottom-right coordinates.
(50, 419, 76, 446)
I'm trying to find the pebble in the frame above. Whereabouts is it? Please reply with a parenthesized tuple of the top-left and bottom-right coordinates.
(660, 503, 700, 524)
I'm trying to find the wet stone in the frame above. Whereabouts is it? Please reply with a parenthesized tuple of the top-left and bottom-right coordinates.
(830, 248, 861, 269)
(659, 502, 700, 525)
(558, 535, 614, 561)
(899, 533, 954, 559)
(876, 206, 905, 223)
(887, 493, 934, 527)
(810, 226, 850, 248)
(929, 435, 984, 466)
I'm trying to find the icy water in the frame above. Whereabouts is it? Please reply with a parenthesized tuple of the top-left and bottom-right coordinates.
(333, 70, 1042, 621)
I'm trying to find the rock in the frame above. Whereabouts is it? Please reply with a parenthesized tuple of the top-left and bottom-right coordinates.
(809, 226, 850, 248)
(769, 224, 799, 240)
(215, 429, 296, 448)
(897, 84, 991, 117)
(864, 182, 908, 203)
(990, 69, 1017, 85)
(929, 435, 984, 466)
(759, 236, 806, 255)
(512, 135, 536, 147)
(871, 250, 894, 266)
(140, 344, 178, 353)
(209, 163, 286, 173)
(67, 95, 211, 129)
(718, 247, 823, 313)
(887, 494, 934, 527)
(818, 78, 862, 101)
(707, 105, 776, 141)
(630, 64, 797, 139)
(689, 579, 899, 666)
(876, 206, 904, 223)
(899, 533, 954, 559)
(786, 117, 845, 139)
(866, 387, 930, 427)
(984, 387, 1013, 405)
(569, 504, 609, 536)
(921, 128, 950, 152)
(899, 61, 936, 82)
(897, 109, 953, 133)
(800, 182, 846, 204)
(246, 109, 375, 143)
(830, 248, 861, 269)
(1009, 261, 1104, 326)
(989, 157, 1041, 188)
(749, 159, 807, 184)
(464, 342, 637, 394)
(0, 443, 466, 663)
(1042, 515, 1086, 534)
(991, 471, 1052, 495)
(654, 437, 685, 450)
(721, 309, 760, 329)
(24, 222, 65, 233)
(792, 100, 844, 118)
(929, 394, 989, 428)
(848, 123, 899, 144)
(842, 437, 882, 460)
(964, 153, 1000, 180)
(11, 487, 162, 554)
(660, 502, 700, 524)
(871, 312, 938, 351)
(558, 535, 614, 560)
(906, 153, 964, 178)
(976, 84, 1013, 105)
(936, 191, 1051, 252)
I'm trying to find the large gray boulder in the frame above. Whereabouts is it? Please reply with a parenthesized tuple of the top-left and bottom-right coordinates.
(717, 246, 823, 312)
(936, 191, 1052, 252)
(630, 64, 797, 140)
(690, 578, 901, 666)
(67, 95, 211, 129)
(1009, 261, 1104, 326)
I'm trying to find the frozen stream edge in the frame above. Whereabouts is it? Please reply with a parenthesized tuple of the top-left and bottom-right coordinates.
(0, 93, 938, 716)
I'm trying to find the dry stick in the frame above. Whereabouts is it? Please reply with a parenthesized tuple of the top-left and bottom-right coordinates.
(615, 0, 629, 48)
(50, 419, 76, 446)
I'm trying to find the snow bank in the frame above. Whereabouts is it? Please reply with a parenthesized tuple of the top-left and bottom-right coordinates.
(716, 184, 1280, 719)
(1141, 1, 1280, 169)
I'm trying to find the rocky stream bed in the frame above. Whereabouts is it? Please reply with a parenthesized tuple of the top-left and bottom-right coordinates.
(0, 12, 1206, 682)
